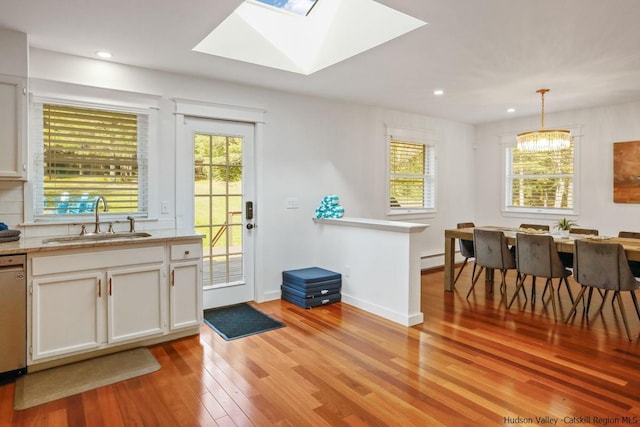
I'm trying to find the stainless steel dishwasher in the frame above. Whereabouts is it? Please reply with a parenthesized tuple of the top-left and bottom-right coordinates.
(0, 254, 26, 381)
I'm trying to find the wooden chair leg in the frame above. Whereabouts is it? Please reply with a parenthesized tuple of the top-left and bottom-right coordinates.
(561, 277, 574, 304)
(466, 266, 485, 299)
(631, 291, 640, 321)
(584, 287, 594, 314)
(546, 278, 557, 321)
(452, 258, 469, 287)
(517, 273, 527, 299)
(564, 286, 588, 323)
(615, 291, 633, 341)
(544, 277, 573, 304)
(585, 288, 606, 314)
(541, 280, 550, 301)
(531, 276, 537, 305)
(596, 290, 610, 314)
(508, 273, 527, 309)
(500, 270, 509, 307)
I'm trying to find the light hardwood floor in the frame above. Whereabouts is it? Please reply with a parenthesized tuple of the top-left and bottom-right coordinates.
(3, 267, 640, 426)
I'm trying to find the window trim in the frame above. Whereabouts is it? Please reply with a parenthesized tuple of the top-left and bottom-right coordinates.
(386, 126, 437, 217)
(501, 125, 581, 218)
(25, 80, 160, 224)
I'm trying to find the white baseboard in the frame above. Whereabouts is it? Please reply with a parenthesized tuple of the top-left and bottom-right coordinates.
(341, 293, 423, 326)
(420, 252, 465, 270)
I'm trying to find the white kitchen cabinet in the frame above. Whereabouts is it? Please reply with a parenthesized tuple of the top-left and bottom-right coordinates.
(29, 244, 166, 362)
(31, 272, 103, 360)
(169, 241, 202, 331)
(27, 237, 204, 368)
(107, 265, 165, 344)
(0, 74, 27, 179)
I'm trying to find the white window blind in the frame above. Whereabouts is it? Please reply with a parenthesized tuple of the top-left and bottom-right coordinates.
(506, 140, 575, 210)
(389, 138, 436, 211)
(32, 103, 148, 216)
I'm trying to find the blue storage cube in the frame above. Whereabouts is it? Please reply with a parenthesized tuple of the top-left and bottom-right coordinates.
(282, 267, 341, 287)
(281, 267, 341, 309)
(281, 289, 341, 308)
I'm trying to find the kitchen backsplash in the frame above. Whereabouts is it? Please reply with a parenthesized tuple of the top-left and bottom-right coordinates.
(0, 181, 24, 231)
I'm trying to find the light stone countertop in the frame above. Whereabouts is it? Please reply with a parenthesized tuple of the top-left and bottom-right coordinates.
(0, 229, 204, 256)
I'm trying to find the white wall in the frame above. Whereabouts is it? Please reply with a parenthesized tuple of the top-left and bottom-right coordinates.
(2, 48, 475, 302)
(474, 100, 640, 236)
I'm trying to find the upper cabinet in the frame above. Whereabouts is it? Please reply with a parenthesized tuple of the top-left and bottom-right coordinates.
(0, 31, 28, 180)
(0, 75, 27, 179)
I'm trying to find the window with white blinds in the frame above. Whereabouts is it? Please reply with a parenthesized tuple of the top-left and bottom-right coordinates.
(32, 103, 148, 216)
(506, 140, 575, 211)
(388, 138, 436, 212)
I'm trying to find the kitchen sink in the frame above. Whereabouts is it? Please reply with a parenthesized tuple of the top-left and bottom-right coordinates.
(42, 232, 152, 244)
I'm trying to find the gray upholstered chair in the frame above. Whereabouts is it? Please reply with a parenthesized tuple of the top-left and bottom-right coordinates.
(467, 228, 517, 305)
(558, 227, 600, 309)
(619, 231, 640, 239)
(508, 233, 572, 320)
(569, 228, 599, 236)
(560, 227, 599, 268)
(564, 239, 640, 341)
(519, 224, 550, 231)
(514, 224, 551, 297)
(453, 222, 476, 288)
(619, 231, 640, 278)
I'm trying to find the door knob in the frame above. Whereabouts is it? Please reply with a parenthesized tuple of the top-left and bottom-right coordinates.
(246, 223, 254, 230)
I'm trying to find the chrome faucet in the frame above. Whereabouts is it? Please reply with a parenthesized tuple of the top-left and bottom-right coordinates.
(93, 195, 108, 234)
(126, 216, 136, 233)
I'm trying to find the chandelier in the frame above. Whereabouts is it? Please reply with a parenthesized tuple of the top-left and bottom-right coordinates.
(516, 89, 571, 152)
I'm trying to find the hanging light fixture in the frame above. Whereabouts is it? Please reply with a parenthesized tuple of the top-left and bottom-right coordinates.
(516, 88, 571, 152)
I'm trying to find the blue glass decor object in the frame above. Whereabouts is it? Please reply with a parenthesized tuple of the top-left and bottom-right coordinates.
(315, 194, 344, 219)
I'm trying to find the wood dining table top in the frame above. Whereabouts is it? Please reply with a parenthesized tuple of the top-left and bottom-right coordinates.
(443, 225, 640, 291)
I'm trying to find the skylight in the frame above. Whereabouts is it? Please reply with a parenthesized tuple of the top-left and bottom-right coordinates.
(193, 0, 426, 75)
(255, 0, 318, 16)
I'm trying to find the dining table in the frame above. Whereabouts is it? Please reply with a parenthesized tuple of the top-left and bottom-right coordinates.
(443, 226, 640, 291)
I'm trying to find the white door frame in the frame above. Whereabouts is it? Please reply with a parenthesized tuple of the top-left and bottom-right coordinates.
(174, 100, 265, 306)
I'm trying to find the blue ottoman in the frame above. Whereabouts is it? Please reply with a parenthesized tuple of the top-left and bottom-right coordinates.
(281, 267, 342, 309)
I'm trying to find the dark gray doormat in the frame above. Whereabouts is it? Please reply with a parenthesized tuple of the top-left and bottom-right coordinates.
(203, 303, 285, 341)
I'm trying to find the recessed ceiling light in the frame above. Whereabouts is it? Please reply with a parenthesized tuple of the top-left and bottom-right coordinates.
(96, 51, 112, 59)
(433, 89, 444, 96)
(507, 108, 516, 113)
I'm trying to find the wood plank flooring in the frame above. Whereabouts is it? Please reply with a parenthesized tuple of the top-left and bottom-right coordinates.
(3, 267, 640, 426)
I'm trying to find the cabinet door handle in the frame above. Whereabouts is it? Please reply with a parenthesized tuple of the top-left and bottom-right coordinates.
(98, 279, 102, 298)
(171, 269, 175, 287)
(109, 277, 112, 296)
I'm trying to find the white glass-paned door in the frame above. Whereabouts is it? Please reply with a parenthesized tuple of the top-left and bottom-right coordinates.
(185, 118, 255, 309)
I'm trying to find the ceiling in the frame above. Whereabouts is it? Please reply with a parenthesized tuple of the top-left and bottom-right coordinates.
(1, 0, 640, 124)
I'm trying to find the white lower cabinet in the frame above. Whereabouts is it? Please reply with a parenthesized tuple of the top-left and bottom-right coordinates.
(107, 265, 164, 344)
(29, 244, 167, 362)
(32, 265, 165, 361)
(28, 239, 203, 365)
(169, 241, 203, 331)
(170, 261, 201, 330)
(31, 272, 103, 360)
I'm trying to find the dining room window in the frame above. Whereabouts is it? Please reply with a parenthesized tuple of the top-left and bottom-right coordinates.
(387, 127, 436, 215)
(505, 137, 576, 213)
